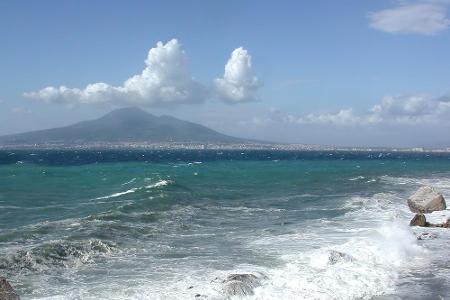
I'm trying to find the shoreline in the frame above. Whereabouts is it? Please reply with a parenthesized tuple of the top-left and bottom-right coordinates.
(0, 142, 449, 153)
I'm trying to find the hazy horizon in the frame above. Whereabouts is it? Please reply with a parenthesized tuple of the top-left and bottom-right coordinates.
(1, 0, 450, 148)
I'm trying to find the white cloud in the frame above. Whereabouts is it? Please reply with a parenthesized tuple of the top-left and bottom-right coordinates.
(215, 47, 261, 103)
(25, 39, 208, 106)
(298, 109, 363, 125)
(369, 2, 450, 35)
(262, 94, 450, 127)
(25, 41, 262, 107)
(238, 107, 363, 127)
(370, 94, 450, 123)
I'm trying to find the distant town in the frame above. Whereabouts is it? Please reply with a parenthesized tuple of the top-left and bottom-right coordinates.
(1, 142, 450, 153)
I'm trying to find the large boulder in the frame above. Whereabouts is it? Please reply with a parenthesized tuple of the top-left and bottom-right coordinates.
(0, 277, 20, 300)
(407, 186, 446, 213)
(222, 273, 265, 297)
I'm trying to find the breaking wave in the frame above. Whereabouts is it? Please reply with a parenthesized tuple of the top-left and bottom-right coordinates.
(94, 179, 173, 200)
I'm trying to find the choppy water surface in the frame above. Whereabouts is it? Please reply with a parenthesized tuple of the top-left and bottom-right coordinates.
(1, 150, 450, 299)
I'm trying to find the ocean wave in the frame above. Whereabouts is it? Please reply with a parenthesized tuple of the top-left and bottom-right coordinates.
(0, 239, 116, 273)
(95, 188, 139, 200)
(230, 189, 426, 299)
(380, 175, 450, 192)
(349, 176, 365, 181)
(249, 222, 423, 299)
(210, 205, 285, 213)
(126, 221, 424, 300)
(94, 180, 173, 200)
(145, 179, 172, 189)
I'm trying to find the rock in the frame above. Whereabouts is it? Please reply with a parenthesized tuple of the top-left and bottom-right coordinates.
(410, 213, 428, 227)
(327, 250, 354, 265)
(409, 213, 450, 228)
(0, 277, 20, 300)
(407, 186, 446, 213)
(444, 218, 450, 228)
(222, 273, 265, 297)
(416, 232, 438, 240)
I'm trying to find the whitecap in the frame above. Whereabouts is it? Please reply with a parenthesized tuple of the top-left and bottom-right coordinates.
(145, 180, 172, 189)
(121, 178, 137, 186)
(94, 188, 138, 200)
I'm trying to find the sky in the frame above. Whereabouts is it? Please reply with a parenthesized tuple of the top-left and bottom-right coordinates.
(1, 0, 450, 147)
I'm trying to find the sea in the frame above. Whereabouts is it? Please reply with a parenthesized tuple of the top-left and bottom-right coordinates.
(1, 149, 450, 300)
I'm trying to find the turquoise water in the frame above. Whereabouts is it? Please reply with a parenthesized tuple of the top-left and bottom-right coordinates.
(1, 150, 450, 299)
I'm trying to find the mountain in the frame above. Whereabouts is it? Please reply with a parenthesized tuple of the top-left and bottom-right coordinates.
(0, 107, 250, 145)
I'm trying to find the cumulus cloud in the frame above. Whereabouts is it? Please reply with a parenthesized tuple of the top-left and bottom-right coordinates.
(215, 47, 261, 103)
(25, 39, 208, 106)
(370, 94, 450, 123)
(369, 2, 450, 35)
(25, 40, 262, 107)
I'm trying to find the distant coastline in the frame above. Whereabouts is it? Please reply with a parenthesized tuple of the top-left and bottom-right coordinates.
(1, 142, 449, 153)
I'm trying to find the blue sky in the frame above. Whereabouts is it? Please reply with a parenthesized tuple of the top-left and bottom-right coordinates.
(1, 0, 450, 147)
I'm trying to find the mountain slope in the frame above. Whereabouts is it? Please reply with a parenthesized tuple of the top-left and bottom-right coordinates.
(0, 107, 249, 145)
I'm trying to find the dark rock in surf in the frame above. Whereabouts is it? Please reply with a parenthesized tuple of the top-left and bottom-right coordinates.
(416, 232, 438, 240)
(327, 250, 354, 265)
(407, 186, 446, 213)
(222, 273, 265, 297)
(444, 218, 450, 228)
(0, 277, 20, 300)
(410, 214, 428, 227)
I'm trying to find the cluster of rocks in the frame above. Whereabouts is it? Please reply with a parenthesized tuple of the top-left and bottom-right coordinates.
(408, 186, 449, 231)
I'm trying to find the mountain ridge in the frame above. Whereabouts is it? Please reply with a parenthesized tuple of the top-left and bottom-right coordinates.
(0, 107, 252, 145)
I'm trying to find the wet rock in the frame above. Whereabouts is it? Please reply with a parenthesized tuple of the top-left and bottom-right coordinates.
(327, 250, 354, 265)
(416, 232, 438, 240)
(407, 186, 446, 213)
(0, 277, 20, 300)
(409, 213, 450, 228)
(222, 273, 265, 297)
(444, 218, 450, 228)
(428, 221, 450, 228)
(410, 213, 428, 227)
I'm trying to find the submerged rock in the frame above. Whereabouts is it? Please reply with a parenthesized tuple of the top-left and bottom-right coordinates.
(416, 232, 438, 240)
(222, 273, 265, 297)
(407, 186, 446, 213)
(410, 213, 427, 227)
(327, 250, 354, 265)
(0, 277, 20, 300)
